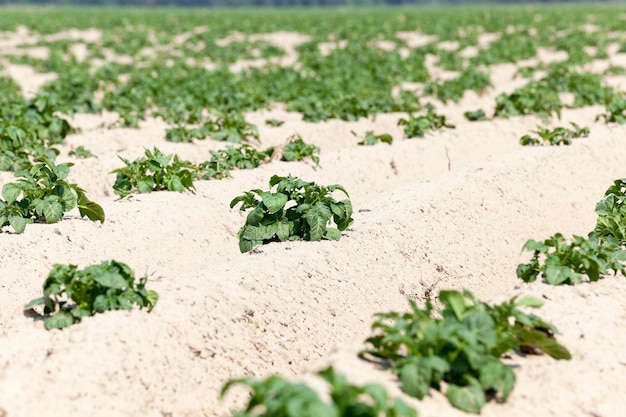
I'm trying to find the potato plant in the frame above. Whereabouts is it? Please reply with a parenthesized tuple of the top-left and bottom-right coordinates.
(24, 260, 158, 330)
(112, 147, 198, 197)
(352, 130, 393, 146)
(360, 290, 570, 413)
(230, 175, 353, 253)
(280, 134, 320, 165)
(398, 104, 454, 138)
(221, 366, 417, 417)
(519, 123, 589, 146)
(0, 159, 104, 233)
(198, 144, 274, 180)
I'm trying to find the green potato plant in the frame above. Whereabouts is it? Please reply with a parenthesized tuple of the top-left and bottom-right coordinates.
(352, 130, 393, 146)
(517, 233, 626, 284)
(198, 144, 274, 180)
(221, 366, 417, 417)
(112, 147, 198, 197)
(590, 178, 626, 245)
(25, 260, 158, 330)
(360, 290, 570, 413)
(0, 159, 104, 233)
(281, 134, 320, 165)
(519, 123, 589, 146)
(398, 104, 454, 138)
(230, 174, 353, 253)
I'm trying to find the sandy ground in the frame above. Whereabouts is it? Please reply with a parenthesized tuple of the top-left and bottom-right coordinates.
(1, 28, 626, 417)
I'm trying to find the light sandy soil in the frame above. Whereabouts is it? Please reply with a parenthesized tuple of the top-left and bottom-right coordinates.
(1, 29, 626, 417)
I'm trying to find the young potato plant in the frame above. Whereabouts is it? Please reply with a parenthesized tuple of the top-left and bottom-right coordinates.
(519, 123, 589, 146)
(68, 145, 97, 159)
(198, 144, 273, 180)
(398, 104, 454, 138)
(0, 159, 104, 233)
(265, 118, 285, 127)
(230, 175, 353, 253)
(281, 134, 320, 165)
(352, 130, 393, 146)
(517, 233, 626, 284)
(25, 260, 158, 330)
(596, 97, 626, 124)
(220, 366, 417, 417)
(360, 290, 570, 414)
(112, 147, 197, 197)
(207, 111, 260, 143)
(590, 178, 626, 245)
(463, 109, 487, 121)
(494, 82, 562, 121)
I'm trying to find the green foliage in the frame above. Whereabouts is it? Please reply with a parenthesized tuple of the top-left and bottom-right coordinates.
(596, 97, 626, 124)
(281, 134, 320, 165)
(221, 366, 417, 417)
(352, 130, 393, 146)
(111, 147, 197, 197)
(230, 175, 353, 253)
(0, 78, 74, 171)
(423, 69, 491, 104)
(199, 144, 273, 180)
(0, 159, 104, 233)
(494, 82, 562, 120)
(360, 290, 570, 413)
(516, 233, 626, 284)
(69, 145, 97, 159)
(463, 109, 487, 121)
(398, 104, 455, 138)
(589, 178, 626, 245)
(24, 260, 158, 330)
(265, 118, 285, 127)
(519, 123, 589, 146)
(165, 111, 259, 144)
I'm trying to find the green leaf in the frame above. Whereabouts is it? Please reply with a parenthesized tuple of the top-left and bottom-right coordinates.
(44, 310, 76, 330)
(446, 380, 485, 414)
(9, 216, 30, 234)
(324, 227, 342, 240)
(78, 199, 105, 223)
(399, 362, 431, 399)
(93, 272, 129, 290)
(516, 296, 543, 308)
(137, 177, 154, 194)
(262, 192, 288, 214)
(24, 297, 46, 310)
(43, 200, 64, 223)
(2, 183, 20, 204)
(439, 290, 467, 320)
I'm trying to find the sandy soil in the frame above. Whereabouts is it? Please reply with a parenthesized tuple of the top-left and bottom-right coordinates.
(1, 28, 626, 417)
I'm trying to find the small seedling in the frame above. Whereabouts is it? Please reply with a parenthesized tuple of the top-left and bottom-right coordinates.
(69, 145, 97, 159)
(25, 260, 158, 330)
(352, 130, 393, 146)
(265, 118, 285, 127)
(230, 174, 353, 253)
(464, 109, 487, 121)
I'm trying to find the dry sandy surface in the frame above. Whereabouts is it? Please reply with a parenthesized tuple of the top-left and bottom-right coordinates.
(1, 29, 626, 417)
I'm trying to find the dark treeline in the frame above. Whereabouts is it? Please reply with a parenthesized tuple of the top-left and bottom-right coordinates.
(0, 0, 617, 6)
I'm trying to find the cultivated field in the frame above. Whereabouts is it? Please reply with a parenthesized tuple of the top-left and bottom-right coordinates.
(1, 6, 626, 417)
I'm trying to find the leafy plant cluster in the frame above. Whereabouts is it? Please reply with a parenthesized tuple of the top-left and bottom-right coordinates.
(352, 130, 393, 146)
(517, 179, 626, 284)
(221, 366, 417, 417)
(166, 110, 259, 144)
(494, 82, 562, 120)
(280, 134, 320, 165)
(423, 69, 491, 104)
(112, 147, 198, 198)
(519, 123, 589, 146)
(0, 159, 104, 233)
(398, 104, 455, 138)
(25, 260, 158, 330)
(199, 144, 274, 180)
(360, 290, 570, 413)
(230, 175, 353, 253)
(0, 77, 75, 172)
